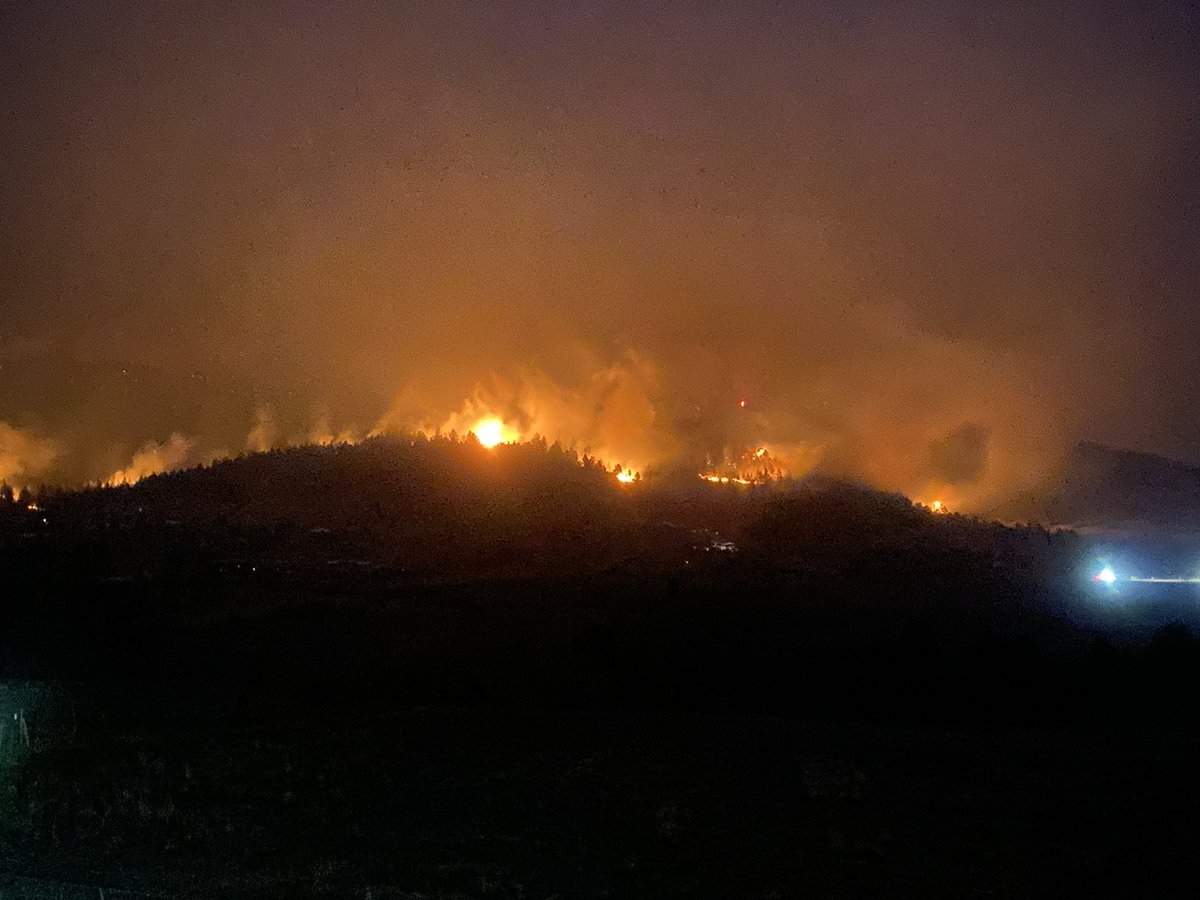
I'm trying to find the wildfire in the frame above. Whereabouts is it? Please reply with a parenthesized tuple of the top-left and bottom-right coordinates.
(105, 433, 194, 487)
(700, 474, 753, 485)
(87, 364, 760, 492)
(471, 416, 517, 448)
(697, 443, 800, 486)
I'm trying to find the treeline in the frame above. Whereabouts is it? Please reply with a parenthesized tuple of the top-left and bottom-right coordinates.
(33, 434, 637, 577)
(11, 434, 1084, 587)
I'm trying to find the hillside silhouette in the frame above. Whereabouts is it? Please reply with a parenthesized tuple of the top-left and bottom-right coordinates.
(48, 434, 637, 579)
(11, 433, 1083, 589)
(997, 440, 1200, 533)
(6, 436, 1200, 897)
(4, 433, 1197, 733)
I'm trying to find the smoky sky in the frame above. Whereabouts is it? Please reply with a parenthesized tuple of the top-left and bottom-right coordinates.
(929, 423, 990, 485)
(1, 1, 1198, 496)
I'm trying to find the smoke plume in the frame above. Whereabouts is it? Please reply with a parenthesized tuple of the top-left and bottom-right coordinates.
(0, 422, 62, 488)
(106, 433, 194, 487)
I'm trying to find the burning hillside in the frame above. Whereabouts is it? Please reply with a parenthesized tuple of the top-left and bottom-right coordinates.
(3, 345, 1036, 522)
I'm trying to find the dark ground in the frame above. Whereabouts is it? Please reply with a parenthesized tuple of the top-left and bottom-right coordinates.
(5, 706, 1200, 899)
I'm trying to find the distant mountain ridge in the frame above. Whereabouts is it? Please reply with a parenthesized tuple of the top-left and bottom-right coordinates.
(1007, 441, 1200, 532)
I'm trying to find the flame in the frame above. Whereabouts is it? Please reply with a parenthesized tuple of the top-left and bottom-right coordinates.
(61, 346, 1024, 510)
(307, 411, 358, 447)
(697, 442, 817, 486)
(373, 352, 668, 478)
(471, 417, 517, 448)
(106, 433, 194, 487)
(700, 474, 753, 485)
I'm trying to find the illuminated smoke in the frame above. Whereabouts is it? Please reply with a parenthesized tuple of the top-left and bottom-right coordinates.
(245, 404, 279, 453)
(2, 4, 1194, 516)
(928, 423, 991, 485)
(699, 442, 825, 485)
(306, 410, 358, 447)
(0, 421, 62, 489)
(373, 351, 673, 477)
(246, 404, 358, 453)
(106, 433, 194, 487)
(0, 326, 1086, 511)
(15, 329, 1075, 513)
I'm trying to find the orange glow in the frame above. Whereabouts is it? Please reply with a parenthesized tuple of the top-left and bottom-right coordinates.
(696, 442, 816, 487)
(700, 473, 753, 485)
(105, 433, 194, 487)
(930, 500, 945, 512)
(616, 470, 636, 484)
(471, 417, 515, 448)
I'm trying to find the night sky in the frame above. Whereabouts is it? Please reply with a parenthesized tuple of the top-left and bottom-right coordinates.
(2, 2, 1197, 505)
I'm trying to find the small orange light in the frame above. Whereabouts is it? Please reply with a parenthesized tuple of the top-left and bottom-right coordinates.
(739, 399, 746, 408)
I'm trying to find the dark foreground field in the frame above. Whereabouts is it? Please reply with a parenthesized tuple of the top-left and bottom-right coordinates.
(3, 571, 1200, 898)
(4, 706, 1200, 899)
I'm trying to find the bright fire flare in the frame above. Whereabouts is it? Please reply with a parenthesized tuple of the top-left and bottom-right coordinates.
(472, 417, 515, 448)
(930, 500, 943, 512)
(616, 471, 636, 484)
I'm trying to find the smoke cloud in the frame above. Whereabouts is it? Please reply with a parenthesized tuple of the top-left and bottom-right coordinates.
(928, 424, 991, 486)
(246, 405, 280, 454)
(0, 2, 1195, 507)
(0, 422, 62, 488)
(106, 433, 194, 487)
(372, 351, 669, 472)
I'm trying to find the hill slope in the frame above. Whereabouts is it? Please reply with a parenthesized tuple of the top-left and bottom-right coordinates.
(999, 441, 1200, 532)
